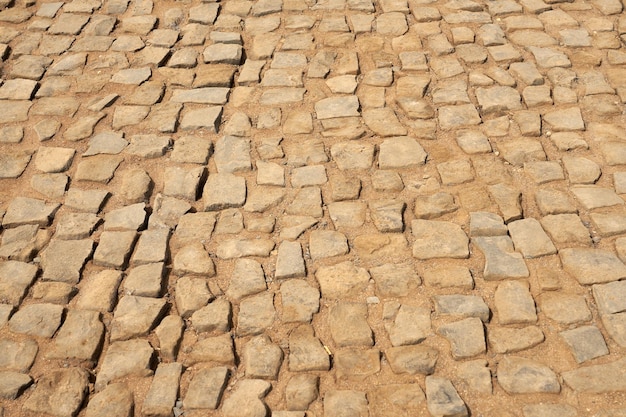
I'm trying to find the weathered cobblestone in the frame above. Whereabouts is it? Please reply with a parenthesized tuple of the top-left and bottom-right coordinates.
(1, 0, 625, 415)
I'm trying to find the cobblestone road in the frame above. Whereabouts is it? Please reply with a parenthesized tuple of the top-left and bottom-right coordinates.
(1, 0, 626, 416)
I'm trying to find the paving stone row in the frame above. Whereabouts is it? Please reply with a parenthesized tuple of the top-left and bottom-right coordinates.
(1, 0, 626, 416)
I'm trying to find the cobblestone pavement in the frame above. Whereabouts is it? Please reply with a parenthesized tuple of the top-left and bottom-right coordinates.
(1, 0, 626, 416)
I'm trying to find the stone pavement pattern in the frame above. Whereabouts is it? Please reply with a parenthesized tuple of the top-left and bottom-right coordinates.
(1, 0, 626, 415)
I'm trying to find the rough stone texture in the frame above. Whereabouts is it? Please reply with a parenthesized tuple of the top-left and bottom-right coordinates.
(93, 231, 137, 269)
(560, 248, 626, 285)
(494, 281, 537, 324)
(142, 363, 182, 417)
(41, 239, 93, 284)
(0, 371, 32, 400)
(425, 376, 469, 417)
(191, 299, 231, 334)
(386, 345, 439, 375)
(3, 197, 59, 227)
(438, 317, 486, 359)
(85, 383, 134, 417)
(434, 295, 490, 321)
(288, 325, 330, 372)
(538, 293, 592, 324)
(175, 276, 213, 318)
(412, 220, 469, 259)
(497, 356, 560, 394)
(242, 334, 284, 379)
(23, 368, 89, 417)
(457, 360, 492, 394)
(508, 218, 557, 258)
(280, 279, 320, 323)
(226, 258, 266, 300)
(173, 243, 215, 277)
(221, 379, 272, 417)
(185, 334, 235, 367)
(9, 303, 63, 338)
(110, 295, 167, 341)
(286, 374, 319, 411)
(184, 367, 229, 410)
(329, 302, 373, 347)
(370, 263, 421, 296)
(0, 338, 38, 372)
(0, 261, 38, 306)
(562, 358, 626, 393)
(316, 261, 370, 299)
(324, 391, 368, 417)
(48, 309, 104, 360)
(378, 137, 427, 169)
(560, 325, 609, 363)
(203, 173, 247, 211)
(1, 2, 625, 416)
(237, 292, 276, 336)
(275, 241, 306, 278)
(95, 339, 154, 391)
(388, 304, 432, 346)
(488, 326, 545, 353)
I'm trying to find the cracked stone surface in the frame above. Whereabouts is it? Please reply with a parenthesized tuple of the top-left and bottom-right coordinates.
(1, 0, 626, 416)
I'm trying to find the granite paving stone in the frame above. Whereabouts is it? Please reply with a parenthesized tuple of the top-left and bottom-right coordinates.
(386, 345, 439, 375)
(494, 280, 537, 324)
(3, 197, 59, 228)
(222, 379, 272, 417)
(75, 270, 123, 312)
(275, 241, 306, 278)
(110, 295, 167, 341)
(237, 292, 276, 336)
(74, 155, 123, 183)
(434, 295, 490, 321)
(184, 367, 229, 410)
(285, 374, 319, 410)
(425, 376, 469, 417)
(422, 266, 473, 289)
(329, 302, 373, 347)
(539, 292, 592, 324)
(0, 151, 33, 179)
(242, 334, 284, 379)
(154, 315, 184, 361)
(561, 248, 626, 285)
(508, 218, 557, 258)
(334, 348, 381, 379)
(279, 279, 320, 323)
(288, 325, 330, 371)
(0, 338, 38, 372)
(95, 339, 154, 391)
(412, 220, 469, 259)
(84, 383, 134, 417)
(438, 317, 486, 359)
(497, 356, 560, 394)
(119, 169, 151, 204)
(191, 298, 231, 334)
(0, 261, 38, 306)
(488, 326, 545, 353)
(592, 280, 626, 314)
(0, 372, 32, 400)
(47, 309, 104, 361)
(0, 0, 625, 415)
(562, 358, 626, 393)
(560, 325, 609, 363)
(23, 368, 89, 417)
(8, 303, 63, 338)
(174, 276, 213, 318)
(142, 363, 182, 417)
